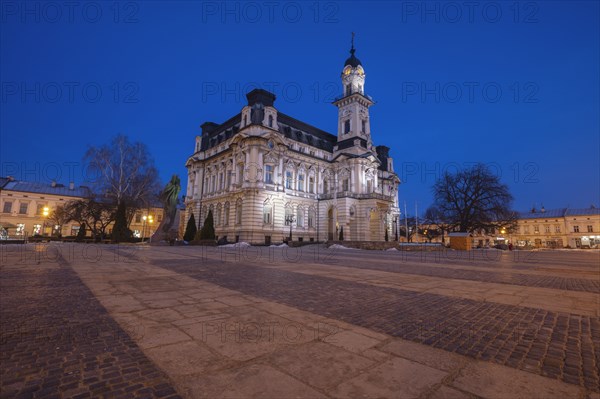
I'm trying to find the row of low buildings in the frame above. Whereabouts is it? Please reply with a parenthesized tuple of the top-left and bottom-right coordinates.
(423, 207, 599, 249)
(491, 207, 599, 249)
(0, 177, 164, 240)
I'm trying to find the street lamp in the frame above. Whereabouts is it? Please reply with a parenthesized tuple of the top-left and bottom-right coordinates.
(42, 206, 49, 236)
(142, 215, 153, 242)
(285, 215, 295, 242)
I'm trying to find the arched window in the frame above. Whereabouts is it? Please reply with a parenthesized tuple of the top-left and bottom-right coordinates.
(297, 207, 304, 228)
(286, 171, 293, 189)
(308, 207, 316, 228)
(284, 206, 293, 226)
(236, 200, 243, 225)
(268, 115, 273, 128)
(216, 204, 222, 226)
(297, 173, 305, 192)
(263, 202, 272, 224)
(224, 202, 230, 226)
(344, 120, 350, 134)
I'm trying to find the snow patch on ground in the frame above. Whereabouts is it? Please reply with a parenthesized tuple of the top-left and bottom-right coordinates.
(329, 244, 357, 250)
(386, 247, 399, 251)
(269, 243, 289, 248)
(220, 242, 251, 248)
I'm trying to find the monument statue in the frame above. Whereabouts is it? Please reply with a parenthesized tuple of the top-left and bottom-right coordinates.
(151, 175, 181, 244)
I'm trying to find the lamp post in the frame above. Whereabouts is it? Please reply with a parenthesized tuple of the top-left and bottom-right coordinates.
(42, 206, 49, 237)
(285, 215, 295, 242)
(142, 215, 153, 242)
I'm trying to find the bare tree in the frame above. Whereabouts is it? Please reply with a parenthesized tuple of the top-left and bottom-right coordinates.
(432, 163, 516, 233)
(48, 206, 72, 237)
(85, 134, 161, 209)
(85, 134, 161, 242)
(398, 217, 417, 242)
(422, 205, 447, 243)
(64, 199, 116, 241)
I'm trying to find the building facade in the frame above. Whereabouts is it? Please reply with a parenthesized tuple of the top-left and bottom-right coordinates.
(469, 207, 600, 249)
(0, 177, 163, 240)
(511, 207, 600, 249)
(185, 44, 400, 244)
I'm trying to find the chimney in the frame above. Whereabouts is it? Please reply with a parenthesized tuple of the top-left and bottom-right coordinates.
(69, 182, 74, 190)
(51, 181, 57, 187)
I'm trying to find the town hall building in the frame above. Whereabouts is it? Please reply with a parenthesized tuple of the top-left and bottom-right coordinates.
(184, 42, 400, 244)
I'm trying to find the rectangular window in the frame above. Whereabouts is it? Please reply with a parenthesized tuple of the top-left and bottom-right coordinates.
(587, 225, 593, 232)
(157, 214, 163, 222)
(555, 225, 561, 233)
(544, 226, 550, 233)
(298, 174, 304, 191)
(71, 225, 80, 236)
(573, 225, 579, 233)
(211, 176, 216, 192)
(309, 177, 314, 193)
(361, 119, 366, 133)
(16, 223, 25, 235)
(2, 201, 12, 213)
(344, 120, 350, 134)
(135, 213, 142, 223)
(36, 204, 45, 215)
(534, 225, 539, 233)
(227, 171, 232, 187)
(239, 168, 244, 184)
(32, 224, 41, 235)
(265, 165, 273, 184)
(342, 178, 349, 192)
(286, 171, 293, 189)
(323, 180, 328, 194)
(219, 173, 224, 190)
(19, 203, 28, 215)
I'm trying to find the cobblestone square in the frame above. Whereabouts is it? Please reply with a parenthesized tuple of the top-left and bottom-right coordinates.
(1, 243, 599, 398)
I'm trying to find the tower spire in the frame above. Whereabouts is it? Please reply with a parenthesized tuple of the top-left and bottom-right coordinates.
(351, 32, 355, 54)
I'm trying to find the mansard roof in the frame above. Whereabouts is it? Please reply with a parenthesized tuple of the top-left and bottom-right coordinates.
(199, 111, 338, 153)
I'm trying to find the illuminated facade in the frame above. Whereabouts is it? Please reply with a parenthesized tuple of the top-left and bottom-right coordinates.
(185, 44, 400, 244)
(0, 177, 163, 239)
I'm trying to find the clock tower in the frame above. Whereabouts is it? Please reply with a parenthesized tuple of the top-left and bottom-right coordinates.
(333, 34, 374, 149)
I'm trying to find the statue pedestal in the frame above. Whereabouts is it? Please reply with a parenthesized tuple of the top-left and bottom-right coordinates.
(150, 209, 181, 245)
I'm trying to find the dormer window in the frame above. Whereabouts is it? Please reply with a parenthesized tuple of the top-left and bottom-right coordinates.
(344, 120, 350, 134)
(268, 115, 273, 128)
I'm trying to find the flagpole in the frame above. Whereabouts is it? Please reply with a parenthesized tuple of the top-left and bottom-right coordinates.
(404, 201, 408, 242)
(415, 201, 419, 243)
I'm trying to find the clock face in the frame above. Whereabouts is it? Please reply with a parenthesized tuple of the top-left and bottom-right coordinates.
(267, 139, 275, 149)
(356, 65, 364, 76)
(343, 66, 352, 75)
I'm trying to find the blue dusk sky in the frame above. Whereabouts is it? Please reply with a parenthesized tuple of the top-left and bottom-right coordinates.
(1, 1, 599, 213)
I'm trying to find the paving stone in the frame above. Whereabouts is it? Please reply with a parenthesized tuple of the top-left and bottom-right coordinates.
(329, 356, 447, 398)
(150, 255, 600, 391)
(0, 252, 180, 398)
